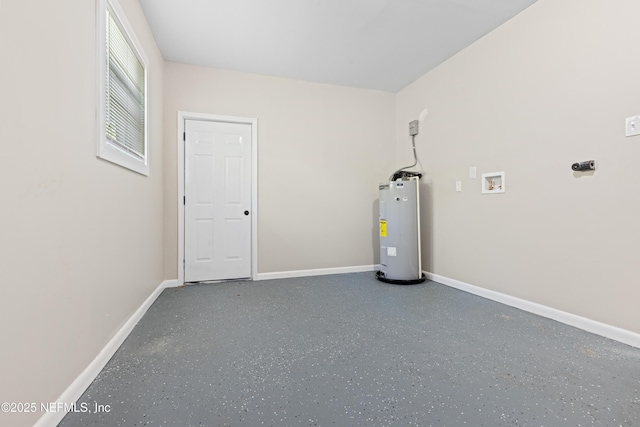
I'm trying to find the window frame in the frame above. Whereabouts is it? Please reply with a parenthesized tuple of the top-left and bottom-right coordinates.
(97, 0, 149, 176)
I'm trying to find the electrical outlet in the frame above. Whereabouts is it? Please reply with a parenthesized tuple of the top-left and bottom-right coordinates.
(626, 115, 640, 137)
(456, 181, 462, 192)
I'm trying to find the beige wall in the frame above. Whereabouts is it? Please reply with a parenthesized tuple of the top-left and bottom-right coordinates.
(0, 1, 164, 426)
(396, 0, 640, 333)
(163, 63, 396, 277)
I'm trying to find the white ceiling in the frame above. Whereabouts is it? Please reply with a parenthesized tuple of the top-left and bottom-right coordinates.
(139, 0, 537, 93)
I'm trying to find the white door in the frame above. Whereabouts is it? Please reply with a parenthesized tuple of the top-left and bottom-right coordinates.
(184, 119, 252, 282)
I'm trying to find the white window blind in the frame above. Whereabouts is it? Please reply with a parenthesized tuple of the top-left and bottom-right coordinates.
(105, 8, 146, 160)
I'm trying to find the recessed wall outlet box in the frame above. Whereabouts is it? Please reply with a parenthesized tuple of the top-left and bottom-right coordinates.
(626, 115, 640, 137)
(409, 120, 419, 136)
(456, 180, 462, 192)
(469, 166, 477, 179)
(482, 171, 505, 194)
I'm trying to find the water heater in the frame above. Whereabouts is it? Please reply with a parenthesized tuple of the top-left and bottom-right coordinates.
(377, 176, 426, 284)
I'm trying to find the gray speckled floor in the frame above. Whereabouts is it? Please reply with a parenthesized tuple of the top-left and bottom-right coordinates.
(60, 273, 640, 426)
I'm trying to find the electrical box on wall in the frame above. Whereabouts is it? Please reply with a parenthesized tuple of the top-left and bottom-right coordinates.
(482, 171, 505, 194)
(409, 120, 419, 136)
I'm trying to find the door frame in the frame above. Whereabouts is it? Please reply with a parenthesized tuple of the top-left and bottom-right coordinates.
(177, 111, 258, 285)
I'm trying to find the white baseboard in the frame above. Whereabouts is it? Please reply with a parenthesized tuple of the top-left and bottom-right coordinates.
(163, 279, 180, 288)
(426, 272, 640, 349)
(34, 280, 176, 427)
(256, 264, 380, 281)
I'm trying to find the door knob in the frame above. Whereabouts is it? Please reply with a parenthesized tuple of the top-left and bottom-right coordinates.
(244, 210, 250, 215)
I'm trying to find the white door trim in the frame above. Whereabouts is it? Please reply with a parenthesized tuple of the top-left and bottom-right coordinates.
(177, 111, 258, 285)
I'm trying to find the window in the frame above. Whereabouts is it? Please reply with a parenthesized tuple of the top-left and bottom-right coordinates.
(97, 0, 149, 175)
